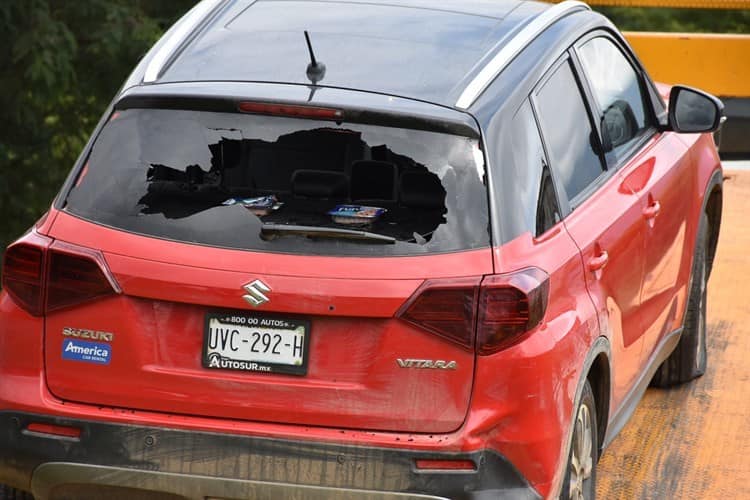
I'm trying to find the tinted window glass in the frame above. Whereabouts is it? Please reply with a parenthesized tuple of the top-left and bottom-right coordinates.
(495, 100, 560, 239)
(534, 59, 605, 204)
(536, 168, 559, 236)
(578, 37, 651, 159)
(64, 109, 489, 256)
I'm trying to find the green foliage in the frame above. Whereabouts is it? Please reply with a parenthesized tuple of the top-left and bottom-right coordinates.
(0, 0, 193, 259)
(595, 7, 750, 34)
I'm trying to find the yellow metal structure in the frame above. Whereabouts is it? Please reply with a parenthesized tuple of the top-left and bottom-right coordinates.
(624, 32, 750, 97)
(584, 0, 750, 8)
(546, 1, 750, 97)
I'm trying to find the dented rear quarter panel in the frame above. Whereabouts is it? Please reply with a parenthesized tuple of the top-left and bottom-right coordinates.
(482, 225, 599, 497)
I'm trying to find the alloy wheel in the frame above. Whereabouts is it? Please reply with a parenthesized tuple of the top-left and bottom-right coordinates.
(568, 402, 594, 500)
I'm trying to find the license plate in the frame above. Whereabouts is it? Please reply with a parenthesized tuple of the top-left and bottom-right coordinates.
(202, 312, 309, 376)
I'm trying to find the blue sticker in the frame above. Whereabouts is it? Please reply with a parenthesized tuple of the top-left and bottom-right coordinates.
(62, 339, 111, 365)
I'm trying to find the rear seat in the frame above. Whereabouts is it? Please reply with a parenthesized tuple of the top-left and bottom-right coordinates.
(291, 169, 349, 199)
(399, 170, 446, 209)
(349, 160, 398, 205)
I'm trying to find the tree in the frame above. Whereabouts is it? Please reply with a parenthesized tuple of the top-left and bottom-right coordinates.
(0, 0, 193, 259)
(596, 6, 750, 33)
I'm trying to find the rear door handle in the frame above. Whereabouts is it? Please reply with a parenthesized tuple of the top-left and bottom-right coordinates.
(588, 250, 609, 272)
(643, 197, 661, 220)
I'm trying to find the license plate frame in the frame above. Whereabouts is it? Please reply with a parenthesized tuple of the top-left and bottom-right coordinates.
(202, 312, 310, 376)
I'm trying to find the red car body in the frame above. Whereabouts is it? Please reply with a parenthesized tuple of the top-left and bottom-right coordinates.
(0, 1, 723, 499)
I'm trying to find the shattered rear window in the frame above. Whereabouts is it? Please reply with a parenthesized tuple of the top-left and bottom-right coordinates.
(64, 108, 489, 256)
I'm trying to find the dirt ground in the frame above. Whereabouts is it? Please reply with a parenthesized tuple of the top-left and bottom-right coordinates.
(596, 170, 750, 499)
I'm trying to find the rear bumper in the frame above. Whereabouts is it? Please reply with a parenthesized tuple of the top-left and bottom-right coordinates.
(0, 412, 540, 500)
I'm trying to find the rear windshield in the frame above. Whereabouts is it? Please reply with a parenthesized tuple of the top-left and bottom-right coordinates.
(64, 108, 489, 256)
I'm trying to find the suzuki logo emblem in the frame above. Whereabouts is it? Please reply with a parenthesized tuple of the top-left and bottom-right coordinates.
(242, 279, 271, 307)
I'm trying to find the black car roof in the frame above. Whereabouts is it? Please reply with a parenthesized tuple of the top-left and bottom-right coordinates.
(151, 0, 551, 107)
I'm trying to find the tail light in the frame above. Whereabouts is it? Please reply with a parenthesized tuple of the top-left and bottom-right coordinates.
(397, 277, 481, 350)
(46, 241, 121, 312)
(2, 239, 47, 316)
(397, 268, 549, 354)
(2, 232, 119, 316)
(476, 268, 549, 355)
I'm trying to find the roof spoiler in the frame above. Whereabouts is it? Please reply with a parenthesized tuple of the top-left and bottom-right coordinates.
(115, 83, 481, 139)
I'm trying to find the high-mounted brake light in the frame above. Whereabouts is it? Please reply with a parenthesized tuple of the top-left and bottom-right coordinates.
(1, 232, 119, 316)
(238, 101, 344, 120)
(397, 268, 549, 354)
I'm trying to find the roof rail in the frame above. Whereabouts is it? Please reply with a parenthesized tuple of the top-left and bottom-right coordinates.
(455, 0, 591, 109)
(143, 0, 227, 83)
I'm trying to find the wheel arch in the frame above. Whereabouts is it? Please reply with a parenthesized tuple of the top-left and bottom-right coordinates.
(703, 178, 722, 278)
(552, 336, 611, 497)
(586, 350, 611, 460)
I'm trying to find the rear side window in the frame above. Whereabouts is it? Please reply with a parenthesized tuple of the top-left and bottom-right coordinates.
(493, 100, 560, 240)
(64, 109, 489, 256)
(577, 37, 652, 160)
(533, 58, 605, 205)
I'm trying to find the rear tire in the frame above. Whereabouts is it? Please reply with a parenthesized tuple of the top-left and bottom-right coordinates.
(561, 380, 598, 500)
(651, 212, 709, 387)
(0, 485, 34, 500)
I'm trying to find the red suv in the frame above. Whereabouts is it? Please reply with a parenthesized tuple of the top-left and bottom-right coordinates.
(0, 1, 724, 499)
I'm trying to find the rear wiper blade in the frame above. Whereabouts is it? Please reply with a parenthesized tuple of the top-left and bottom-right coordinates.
(260, 224, 396, 244)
